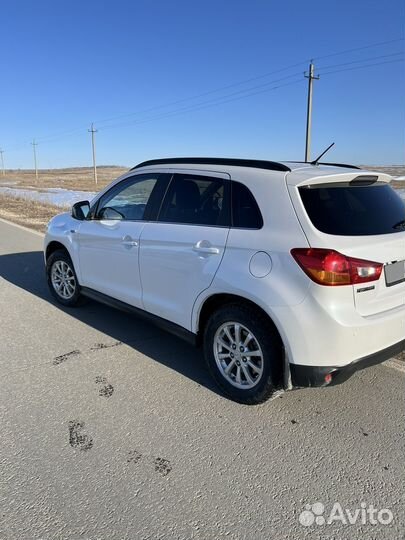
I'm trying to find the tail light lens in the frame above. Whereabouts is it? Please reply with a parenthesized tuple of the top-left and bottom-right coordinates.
(291, 248, 383, 286)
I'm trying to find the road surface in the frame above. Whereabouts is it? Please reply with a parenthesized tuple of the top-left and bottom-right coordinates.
(0, 219, 403, 540)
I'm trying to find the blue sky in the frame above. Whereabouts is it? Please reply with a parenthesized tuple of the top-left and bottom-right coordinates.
(1, 0, 404, 169)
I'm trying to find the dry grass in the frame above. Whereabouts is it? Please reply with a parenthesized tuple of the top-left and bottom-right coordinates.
(1, 166, 129, 192)
(0, 194, 60, 232)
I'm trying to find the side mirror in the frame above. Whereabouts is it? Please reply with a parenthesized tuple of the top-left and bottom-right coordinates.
(72, 200, 90, 220)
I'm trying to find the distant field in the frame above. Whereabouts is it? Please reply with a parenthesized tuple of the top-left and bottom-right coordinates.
(1, 166, 129, 192)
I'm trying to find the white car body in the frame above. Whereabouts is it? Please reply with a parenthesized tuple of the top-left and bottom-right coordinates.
(44, 159, 405, 391)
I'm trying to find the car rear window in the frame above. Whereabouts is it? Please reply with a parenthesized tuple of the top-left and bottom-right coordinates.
(299, 183, 405, 236)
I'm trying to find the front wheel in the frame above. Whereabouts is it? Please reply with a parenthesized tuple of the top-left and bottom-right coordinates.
(46, 250, 84, 307)
(204, 304, 282, 404)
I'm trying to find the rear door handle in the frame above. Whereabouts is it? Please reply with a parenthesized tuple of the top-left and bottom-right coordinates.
(192, 240, 220, 255)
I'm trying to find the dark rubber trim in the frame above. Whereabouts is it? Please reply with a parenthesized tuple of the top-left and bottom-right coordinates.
(290, 339, 405, 388)
(132, 157, 291, 172)
(81, 287, 196, 345)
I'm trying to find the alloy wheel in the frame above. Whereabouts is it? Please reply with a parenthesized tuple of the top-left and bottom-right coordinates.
(213, 322, 264, 389)
(51, 260, 76, 300)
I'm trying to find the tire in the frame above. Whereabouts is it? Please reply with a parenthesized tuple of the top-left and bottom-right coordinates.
(204, 303, 282, 404)
(46, 249, 84, 307)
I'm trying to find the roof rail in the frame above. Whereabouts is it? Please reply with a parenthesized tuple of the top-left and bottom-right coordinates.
(132, 157, 291, 172)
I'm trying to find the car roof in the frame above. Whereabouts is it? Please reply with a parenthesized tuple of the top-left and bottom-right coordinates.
(131, 158, 391, 186)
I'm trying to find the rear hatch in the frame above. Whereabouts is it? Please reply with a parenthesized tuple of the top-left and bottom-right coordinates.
(288, 171, 405, 316)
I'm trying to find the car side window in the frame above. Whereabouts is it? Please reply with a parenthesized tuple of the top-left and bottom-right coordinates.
(232, 181, 263, 229)
(95, 175, 159, 221)
(158, 173, 230, 226)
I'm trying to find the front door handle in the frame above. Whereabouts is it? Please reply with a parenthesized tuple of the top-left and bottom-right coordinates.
(192, 240, 220, 255)
(122, 235, 138, 247)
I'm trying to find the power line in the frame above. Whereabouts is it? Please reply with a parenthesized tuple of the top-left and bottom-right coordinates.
(36, 126, 87, 144)
(314, 37, 405, 61)
(318, 57, 404, 76)
(2, 37, 404, 153)
(94, 65, 309, 128)
(92, 38, 405, 128)
(317, 51, 404, 70)
(96, 55, 404, 133)
(98, 77, 306, 132)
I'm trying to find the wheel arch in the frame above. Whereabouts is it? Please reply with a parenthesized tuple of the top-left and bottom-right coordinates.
(196, 292, 283, 346)
(45, 240, 70, 261)
(196, 292, 291, 388)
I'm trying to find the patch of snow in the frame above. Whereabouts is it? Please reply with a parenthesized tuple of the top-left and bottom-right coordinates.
(0, 180, 19, 186)
(0, 186, 96, 207)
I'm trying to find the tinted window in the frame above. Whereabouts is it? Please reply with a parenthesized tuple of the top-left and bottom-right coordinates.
(232, 182, 263, 229)
(96, 175, 158, 221)
(299, 183, 405, 236)
(158, 174, 230, 226)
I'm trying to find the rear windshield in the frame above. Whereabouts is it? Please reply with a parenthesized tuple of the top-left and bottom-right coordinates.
(299, 183, 405, 236)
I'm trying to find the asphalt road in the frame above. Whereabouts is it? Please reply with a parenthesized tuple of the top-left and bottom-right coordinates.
(0, 219, 404, 540)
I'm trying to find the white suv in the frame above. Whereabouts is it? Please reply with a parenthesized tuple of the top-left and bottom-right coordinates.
(44, 158, 405, 404)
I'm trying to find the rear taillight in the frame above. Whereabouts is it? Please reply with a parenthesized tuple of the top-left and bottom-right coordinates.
(291, 248, 383, 286)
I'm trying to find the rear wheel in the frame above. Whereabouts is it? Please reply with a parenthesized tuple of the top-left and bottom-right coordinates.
(46, 250, 84, 307)
(204, 304, 282, 404)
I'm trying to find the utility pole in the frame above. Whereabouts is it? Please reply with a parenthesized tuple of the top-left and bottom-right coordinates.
(88, 123, 98, 185)
(304, 61, 319, 162)
(31, 139, 39, 181)
(0, 149, 5, 177)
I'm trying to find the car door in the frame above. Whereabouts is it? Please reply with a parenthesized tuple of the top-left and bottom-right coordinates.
(76, 172, 168, 307)
(139, 171, 231, 329)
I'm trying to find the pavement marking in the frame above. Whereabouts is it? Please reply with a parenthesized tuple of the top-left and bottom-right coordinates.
(0, 217, 45, 237)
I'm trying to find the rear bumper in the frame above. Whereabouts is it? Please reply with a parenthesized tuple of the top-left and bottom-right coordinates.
(290, 339, 405, 388)
(271, 281, 405, 369)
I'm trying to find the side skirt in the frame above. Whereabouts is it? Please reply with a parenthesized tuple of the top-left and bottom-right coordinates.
(81, 287, 197, 346)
